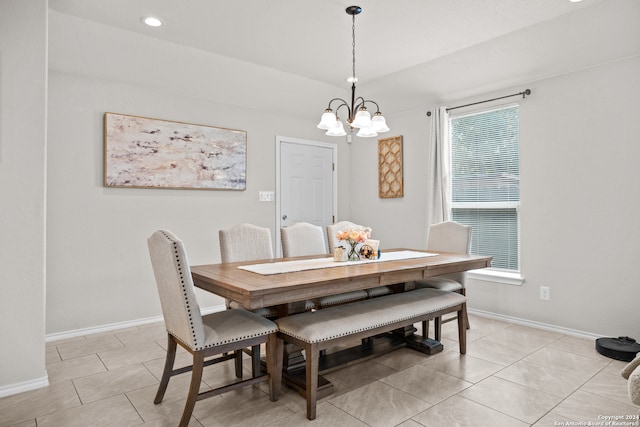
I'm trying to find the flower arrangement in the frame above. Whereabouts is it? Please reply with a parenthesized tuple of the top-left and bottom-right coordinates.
(336, 225, 372, 261)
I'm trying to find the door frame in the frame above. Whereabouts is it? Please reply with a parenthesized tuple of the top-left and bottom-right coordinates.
(275, 135, 338, 257)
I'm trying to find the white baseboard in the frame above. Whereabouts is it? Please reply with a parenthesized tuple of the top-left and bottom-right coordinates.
(0, 375, 49, 399)
(468, 308, 601, 339)
(45, 304, 226, 343)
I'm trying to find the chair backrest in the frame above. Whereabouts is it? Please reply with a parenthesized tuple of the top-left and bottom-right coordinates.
(147, 230, 204, 350)
(326, 220, 358, 254)
(427, 221, 472, 285)
(281, 222, 327, 257)
(219, 224, 274, 263)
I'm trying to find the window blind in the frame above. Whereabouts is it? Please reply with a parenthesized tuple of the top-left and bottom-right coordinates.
(450, 105, 520, 271)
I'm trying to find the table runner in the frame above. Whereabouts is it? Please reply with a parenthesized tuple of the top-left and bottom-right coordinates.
(238, 250, 438, 275)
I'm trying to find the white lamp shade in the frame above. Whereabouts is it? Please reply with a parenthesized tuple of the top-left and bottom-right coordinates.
(371, 114, 390, 132)
(317, 110, 336, 129)
(326, 119, 347, 136)
(351, 108, 372, 128)
(356, 126, 378, 138)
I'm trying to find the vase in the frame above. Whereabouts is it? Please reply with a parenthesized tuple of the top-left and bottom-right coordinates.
(347, 241, 360, 261)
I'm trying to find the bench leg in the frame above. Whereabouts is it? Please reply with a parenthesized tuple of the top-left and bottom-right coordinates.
(434, 317, 442, 342)
(305, 343, 319, 420)
(458, 304, 467, 354)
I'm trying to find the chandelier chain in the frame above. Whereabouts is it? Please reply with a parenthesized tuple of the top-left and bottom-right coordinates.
(351, 13, 356, 81)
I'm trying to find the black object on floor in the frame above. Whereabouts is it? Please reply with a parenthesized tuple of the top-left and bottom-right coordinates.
(595, 336, 640, 362)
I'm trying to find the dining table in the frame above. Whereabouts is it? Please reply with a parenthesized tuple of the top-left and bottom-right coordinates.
(191, 248, 492, 397)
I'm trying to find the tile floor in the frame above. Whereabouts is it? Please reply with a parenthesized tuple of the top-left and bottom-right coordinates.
(1, 314, 637, 427)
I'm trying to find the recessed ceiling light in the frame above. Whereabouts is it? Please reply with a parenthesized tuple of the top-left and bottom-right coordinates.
(141, 16, 163, 27)
(569, 0, 583, 2)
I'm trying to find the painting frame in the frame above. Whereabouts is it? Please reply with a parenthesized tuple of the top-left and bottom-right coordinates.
(378, 135, 404, 198)
(103, 112, 247, 190)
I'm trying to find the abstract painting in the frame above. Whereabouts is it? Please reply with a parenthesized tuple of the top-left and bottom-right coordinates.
(104, 113, 246, 190)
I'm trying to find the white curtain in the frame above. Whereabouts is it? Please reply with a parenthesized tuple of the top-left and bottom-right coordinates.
(425, 106, 451, 233)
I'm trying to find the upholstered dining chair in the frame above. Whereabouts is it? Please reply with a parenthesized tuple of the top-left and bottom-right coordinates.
(327, 220, 392, 299)
(219, 223, 278, 317)
(283, 221, 368, 308)
(147, 230, 280, 427)
(220, 223, 314, 316)
(281, 221, 327, 257)
(219, 223, 274, 264)
(415, 221, 472, 341)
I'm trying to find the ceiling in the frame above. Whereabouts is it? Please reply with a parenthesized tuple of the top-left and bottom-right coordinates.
(49, 0, 637, 114)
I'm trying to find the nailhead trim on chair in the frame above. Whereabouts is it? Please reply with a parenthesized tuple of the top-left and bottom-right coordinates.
(168, 323, 276, 351)
(160, 230, 200, 349)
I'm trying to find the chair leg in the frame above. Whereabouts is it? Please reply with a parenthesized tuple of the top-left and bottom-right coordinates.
(234, 349, 243, 378)
(464, 305, 470, 330)
(154, 333, 177, 404)
(458, 304, 467, 354)
(460, 288, 470, 330)
(305, 344, 319, 420)
(268, 334, 283, 402)
(179, 351, 204, 427)
(251, 344, 261, 378)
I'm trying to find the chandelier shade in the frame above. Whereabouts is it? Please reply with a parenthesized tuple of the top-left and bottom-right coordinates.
(317, 6, 389, 138)
(371, 113, 390, 132)
(356, 126, 378, 138)
(326, 119, 347, 136)
(317, 110, 337, 130)
(351, 107, 372, 129)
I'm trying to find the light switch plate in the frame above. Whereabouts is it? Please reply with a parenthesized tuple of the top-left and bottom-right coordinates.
(259, 191, 275, 202)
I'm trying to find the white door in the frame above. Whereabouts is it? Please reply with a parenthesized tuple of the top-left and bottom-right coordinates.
(276, 136, 337, 256)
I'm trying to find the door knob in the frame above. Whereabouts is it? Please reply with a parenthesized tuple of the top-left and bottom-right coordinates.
(282, 215, 288, 220)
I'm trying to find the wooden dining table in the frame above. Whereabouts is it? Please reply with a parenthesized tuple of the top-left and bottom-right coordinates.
(191, 248, 491, 313)
(191, 249, 492, 397)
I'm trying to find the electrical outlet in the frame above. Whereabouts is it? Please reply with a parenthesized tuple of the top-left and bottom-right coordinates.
(540, 286, 550, 301)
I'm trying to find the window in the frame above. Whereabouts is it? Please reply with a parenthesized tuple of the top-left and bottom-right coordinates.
(450, 105, 520, 272)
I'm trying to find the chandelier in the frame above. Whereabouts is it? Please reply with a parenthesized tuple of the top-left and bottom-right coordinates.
(317, 5, 389, 138)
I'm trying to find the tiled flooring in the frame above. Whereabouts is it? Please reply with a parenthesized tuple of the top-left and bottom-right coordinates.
(1, 314, 637, 426)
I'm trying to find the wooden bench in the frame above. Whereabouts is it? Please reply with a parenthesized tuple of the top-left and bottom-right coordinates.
(272, 287, 467, 420)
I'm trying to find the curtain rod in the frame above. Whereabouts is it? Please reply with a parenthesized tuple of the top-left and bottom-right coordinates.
(426, 89, 531, 116)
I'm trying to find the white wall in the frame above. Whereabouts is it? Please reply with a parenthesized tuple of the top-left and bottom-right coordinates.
(0, 0, 49, 394)
(351, 55, 640, 338)
(46, 12, 353, 334)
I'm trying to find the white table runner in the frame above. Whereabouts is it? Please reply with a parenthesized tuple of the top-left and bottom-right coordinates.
(238, 250, 438, 275)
